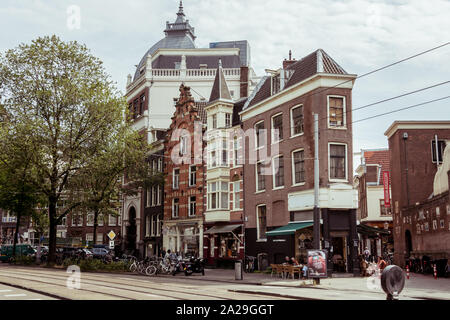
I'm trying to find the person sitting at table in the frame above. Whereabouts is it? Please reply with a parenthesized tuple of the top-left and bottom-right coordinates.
(283, 256, 293, 265)
(291, 257, 299, 265)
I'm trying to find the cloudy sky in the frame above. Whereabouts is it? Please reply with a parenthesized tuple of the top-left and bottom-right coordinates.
(1, 0, 449, 167)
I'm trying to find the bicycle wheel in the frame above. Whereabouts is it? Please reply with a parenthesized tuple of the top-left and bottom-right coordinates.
(145, 265, 157, 276)
(129, 263, 137, 273)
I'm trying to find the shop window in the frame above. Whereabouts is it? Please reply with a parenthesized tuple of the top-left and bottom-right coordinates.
(218, 233, 239, 258)
(256, 205, 267, 240)
(210, 237, 215, 257)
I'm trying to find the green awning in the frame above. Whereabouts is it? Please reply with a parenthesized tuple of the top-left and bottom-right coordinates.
(266, 222, 313, 236)
(357, 224, 390, 236)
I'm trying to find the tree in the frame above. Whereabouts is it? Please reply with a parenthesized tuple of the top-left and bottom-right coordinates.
(0, 35, 134, 264)
(0, 122, 43, 258)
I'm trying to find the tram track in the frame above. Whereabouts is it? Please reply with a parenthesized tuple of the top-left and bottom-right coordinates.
(0, 267, 279, 300)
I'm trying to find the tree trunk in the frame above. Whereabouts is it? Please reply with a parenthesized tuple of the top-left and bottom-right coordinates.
(12, 212, 21, 259)
(47, 200, 57, 265)
(93, 210, 98, 246)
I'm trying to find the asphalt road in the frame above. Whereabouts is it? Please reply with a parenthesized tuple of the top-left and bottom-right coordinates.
(0, 282, 56, 300)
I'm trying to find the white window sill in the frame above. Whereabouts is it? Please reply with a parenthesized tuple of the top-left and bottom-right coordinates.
(272, 186, 285, 190)
(290, 132, 304, 139)
(256, 239, 267, 242)
(292, 182, 306, 187)
(271, 139, 283, 145)
(328, 126, 347, 130)
(329, 178, 348, 183)
(255, 190, 266, 194)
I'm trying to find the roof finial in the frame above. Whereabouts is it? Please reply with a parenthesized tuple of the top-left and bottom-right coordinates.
(289, 50, 292, 60)
(178, 1, 184, 15)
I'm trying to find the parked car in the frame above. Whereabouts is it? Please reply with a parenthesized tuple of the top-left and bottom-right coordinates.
(0, 244, 35, 262)
(91, 247, 110, 258)
(77, 248, 93, 259)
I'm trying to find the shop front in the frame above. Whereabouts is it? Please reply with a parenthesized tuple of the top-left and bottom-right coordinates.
(204, 224, 244, 268)
(163, 220, 204, 258)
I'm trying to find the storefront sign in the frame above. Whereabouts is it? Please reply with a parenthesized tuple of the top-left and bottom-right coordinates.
(383, 171, 391, 208)
(307, 250, 327, 278)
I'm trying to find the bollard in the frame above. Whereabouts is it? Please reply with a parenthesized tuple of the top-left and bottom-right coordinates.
(434, 264, 437, 279)
(235, 260, 243, 280)
(406, 265, 410, 280)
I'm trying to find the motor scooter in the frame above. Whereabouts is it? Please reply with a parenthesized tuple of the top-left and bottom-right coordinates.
(183, 257, 205, 276)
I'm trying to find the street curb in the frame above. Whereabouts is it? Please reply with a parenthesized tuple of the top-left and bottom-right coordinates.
(0, 280, 70, 300)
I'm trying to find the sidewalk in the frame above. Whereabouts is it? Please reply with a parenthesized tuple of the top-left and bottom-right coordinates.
(157, 268, 450, 300)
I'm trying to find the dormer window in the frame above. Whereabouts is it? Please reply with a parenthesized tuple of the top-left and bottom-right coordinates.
(174, 62, 181, 69)
(271, 74, 281, 95)
(199, 64, 207, 69)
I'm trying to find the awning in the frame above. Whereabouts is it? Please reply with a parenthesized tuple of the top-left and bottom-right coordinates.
(357, 224, 390, 236)
(204, 224, 241, 234)
(266, 221, 313, 236)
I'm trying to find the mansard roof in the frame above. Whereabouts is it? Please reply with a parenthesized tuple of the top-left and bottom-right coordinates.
(208, 60, 232, 103)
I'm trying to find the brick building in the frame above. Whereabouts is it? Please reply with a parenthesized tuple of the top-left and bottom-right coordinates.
(162, 84, 207, 257)
(354, 148, 393, 260)
(385, 121, 450, 268)
(240, 49, 359, 275)
(203, 61, 245, 267)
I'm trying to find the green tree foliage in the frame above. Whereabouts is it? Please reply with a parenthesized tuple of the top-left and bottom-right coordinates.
(0, 35, 143, 264)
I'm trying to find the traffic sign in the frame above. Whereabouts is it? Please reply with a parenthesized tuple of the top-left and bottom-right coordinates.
(107, 230, 116, 240)
(109, 240, 114, 249)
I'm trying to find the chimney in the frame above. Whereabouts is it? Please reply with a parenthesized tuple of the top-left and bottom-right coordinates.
(283, 49, 296, 69)
(240, 66, 248, 98)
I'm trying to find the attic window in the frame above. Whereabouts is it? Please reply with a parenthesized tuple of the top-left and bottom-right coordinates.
(271, 75, 281, 95)
(139, 67, 145, 75)
(174, 62, 181, 69)
(199, 64, 207, 69)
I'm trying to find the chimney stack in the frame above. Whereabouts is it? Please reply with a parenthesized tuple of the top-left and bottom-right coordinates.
(283, 49, 296, 69)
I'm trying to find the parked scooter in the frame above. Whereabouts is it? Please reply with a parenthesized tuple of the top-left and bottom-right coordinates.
(183, 257, 205, 276)
(171, 254, 185, 276)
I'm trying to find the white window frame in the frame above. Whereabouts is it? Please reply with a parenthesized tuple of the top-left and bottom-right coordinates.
(207, 181, 229, 210)
(271, 112, 283, 144)
(151, 215, 157, 236)
(173, 168, 180, 189)
(255, 161, 266, 192)
(189, 196, 196, 217)
(431, 140, 446, 163)
(98, 214, 104, 226)
(158, 157, 163, 172)
(254, 120, 265, 150)
(233, 136, 240, 167)
(328, 142, 348, 182)
(157, 185, 162, 205)
(327, 95, 346, 129)
(172, 198, 179, 218)
(189, 165, 197, 186)
(151, 186, 157, 207)
(291, 148, 306, 186)
(225, 113, 231, 128)
(290, 104, 304, 137)
(108, 215, 117, 226)
(157, 214, 162, 236)
(233, 181, 241, 210)
(145, 215, 150, 237)
(96, 233, 103, 244)
(256, 204, 267, 241)
(272, 154, 285, 190)
(146, 189, 151, 207)
(212, 114, 217, 129)
(86, 233, 94, 242)
(87, 213, 94, 226)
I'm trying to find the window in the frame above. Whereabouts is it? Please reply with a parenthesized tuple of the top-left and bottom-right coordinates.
(329, 144, 347, 180)
(424, 222, 429, 232)
(212, 114, 217, 129)
(255, 121, 265, 149)
(158, 158, 163, 172)
(433, 220, 437, 230)
(440, 219, 445, 229)
(380, 199, 391, 216)
(145, 215, 150, 236)
(436, 207, 440, 217)
(233, 136, 239, 166)
(189, 166, 197, 186)
(98, 214, 104, 226)
(87, 213, 94, 226)
(290, 105, 304, 136)
(172, 198, 179, 218)
(233, 181, 240, 210)
(86, 233, 94, 243)
(272, 155, 284, 188)
(180, 135, 188, 156)
(211, 150, 217, 167)
(207, 181, 228, 210)
(256, 161, 266, 191)
(157, 214, 162, 236)
(109, 215, 117, 226)
(256, 205, 267, 240)
(58, 216, 67, 227)
(292, 149, 305, 185)
(225, 114, 231, 128)
(151, 186, 157, 206)
(328, 96, 345, 127)
(96, 233, 103, 244)
(152, 215, 157, 236)
(447, 204, 450, 215)
(431, 140, 446, 163)
(157, 185, 162, 205)
(189, 196, 196, 216)
(152, 159, 157, 172)
(271, 113, 283, 142)
(146, 189, 151, 207)
(72, 213, 81, 227)
(173, 169, 180, 189)
(221, 139, 228, 166)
